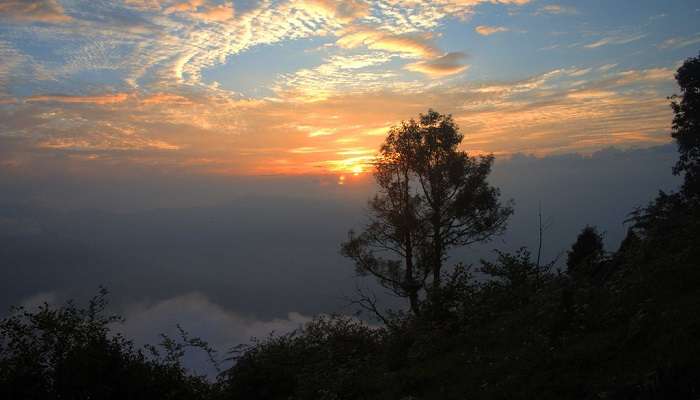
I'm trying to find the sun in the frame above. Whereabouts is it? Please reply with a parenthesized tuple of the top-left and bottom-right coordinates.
(327, 155, 373, 176)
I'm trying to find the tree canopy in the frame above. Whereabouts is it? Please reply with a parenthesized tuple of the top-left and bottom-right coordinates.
(341, 110, 512, 315)
(671, 52, 700, 197)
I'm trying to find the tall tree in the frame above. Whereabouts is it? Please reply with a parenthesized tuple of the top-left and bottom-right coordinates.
(671, 52, 700, 197)
(342, 110, 512, 315)
(412, 111, 513, 294)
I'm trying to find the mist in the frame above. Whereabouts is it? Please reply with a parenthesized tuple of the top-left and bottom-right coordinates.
(0, 144, 681, 355)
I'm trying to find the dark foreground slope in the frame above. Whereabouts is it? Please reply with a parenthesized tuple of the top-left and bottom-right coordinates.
(220, 200, 700, 399)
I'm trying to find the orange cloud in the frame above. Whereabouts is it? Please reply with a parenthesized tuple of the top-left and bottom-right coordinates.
(140, 93, 192, 105)
(0, 0, 71, 23)
(26, 93, 130, 104)
(295, 0, 369, 22)
(4, 63, 675, 176)
(475, 25, 509, 35)
(191, 3, 234, 21)
(165, 0, 234, 22)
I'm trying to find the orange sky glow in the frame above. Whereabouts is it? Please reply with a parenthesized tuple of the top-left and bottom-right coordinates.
(1, 0, 695, 177)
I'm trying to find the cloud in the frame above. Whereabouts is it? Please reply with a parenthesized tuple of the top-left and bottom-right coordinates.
(0, 0, 677, 175)
(165, 0, 234, 22)
(0, 62, 677, 175)
(405, 52, 469, 77)
(0, 0, 532, 97)
(537, 4, 578, 15)
(114, 293, 314, 375)
(336, 29, 439, 58)
(614, 67, 673, 85)
(122, 0, 163, 11)
(117, 292, 312, 347)
(273, 53, 396, 101)
(475, 25, 509, 35)
(598, 63, 618, 72)
(0, 0, 71, 23)
(658, 34, 700, 49)
(26, 93, 130, 105)
(584, 33, 646, 49)
(295, 0, 370, 22)
(191, 4, 234, 22)
(139, 93, 193, 105)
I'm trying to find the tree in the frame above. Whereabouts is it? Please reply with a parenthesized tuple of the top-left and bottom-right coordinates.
(0, 288, 213, 400)
(566, 225, 604, 278)
(671, 52, 700, 197)
(412, 111, 513, 293)
(341, 110, 512, 315)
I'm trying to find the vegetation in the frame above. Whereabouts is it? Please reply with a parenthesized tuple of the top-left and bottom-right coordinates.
(340, 110, 512, 315)
(2, 53, 699, 399)
(0, 288, 213, 400)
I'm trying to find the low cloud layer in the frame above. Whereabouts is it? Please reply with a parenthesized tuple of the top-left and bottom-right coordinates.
(0, 145, 681, 319)
(116, 293, 312, 375)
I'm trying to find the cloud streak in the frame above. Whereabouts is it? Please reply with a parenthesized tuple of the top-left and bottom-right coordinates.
(475, 25, 509, 36)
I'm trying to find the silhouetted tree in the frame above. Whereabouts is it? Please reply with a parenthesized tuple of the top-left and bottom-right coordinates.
(341, 120, 426, 314)
(412, 111, 513, 296)
(342, 110, 512, 315)
(671, 52, 700, 197)
(566, 225, 604, 278)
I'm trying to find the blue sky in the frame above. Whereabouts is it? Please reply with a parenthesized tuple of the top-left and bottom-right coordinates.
(0, 0, 699, 175)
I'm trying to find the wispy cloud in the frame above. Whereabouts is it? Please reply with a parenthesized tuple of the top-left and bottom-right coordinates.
(0, 0, 683, 175)
(658, 33, 700, 49)
(0, 62, 676, 174)
(598, 63, 618, 72)
(584, 33, 646, 49)
(26, 93, 130, 105)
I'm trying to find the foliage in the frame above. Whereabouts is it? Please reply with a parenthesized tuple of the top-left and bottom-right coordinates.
(0, 288, 213, 400)
(671, 52, 700, 196)
(341, 110, 513, 315)
(219, 315, 386, 400)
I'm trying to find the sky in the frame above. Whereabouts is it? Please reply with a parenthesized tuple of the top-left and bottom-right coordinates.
(0, 0, 699, 176)
(0, 0, 697, 374)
